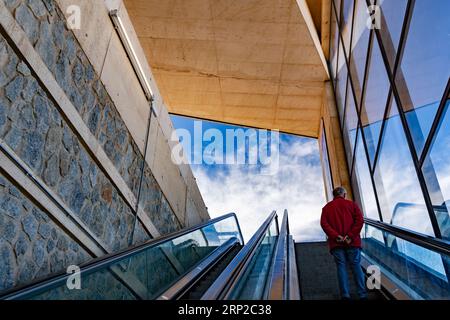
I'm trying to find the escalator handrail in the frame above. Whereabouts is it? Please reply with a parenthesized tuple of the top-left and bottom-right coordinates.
(157, 237, 240, 300)
(364, 218, 450, 256)
(0, 212, 244, 300)
(201, 211, 278, 300)
(265, 210, 289, 299)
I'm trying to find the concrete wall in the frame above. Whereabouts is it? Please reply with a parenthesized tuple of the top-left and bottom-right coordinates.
(0, 0, 209, 293)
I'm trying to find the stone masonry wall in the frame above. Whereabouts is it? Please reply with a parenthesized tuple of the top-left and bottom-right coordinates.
(3, 0, 182, 233)
(0, 0, 182, 293)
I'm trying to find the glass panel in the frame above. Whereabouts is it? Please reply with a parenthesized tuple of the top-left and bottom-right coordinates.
(396, 0, 450, 156)
(336, 37, 348, 124)
(405, 102, 440, 155)
(362, 225, 449, 299)
(340, 0, 355, 56)
(352, 134, 380, 220)
(330, 2, 340, 81)
(343, 78, 358, 166)
(422, 100, 450, 240)
(333, 0, 342, 22)
(321, 124, 334, 201)
(228, 218, 279, 300)
(19, 215, 242, 300)
(373, 98, 434, 236)
(349, 0, 370, 107)
(378, 0, 408, 69)
(360, 38, 390, 167)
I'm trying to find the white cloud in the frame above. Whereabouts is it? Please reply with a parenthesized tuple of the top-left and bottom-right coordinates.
(192, 138, 328, 243)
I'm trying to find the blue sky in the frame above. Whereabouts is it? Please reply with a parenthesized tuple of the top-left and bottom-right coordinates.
(171, 115, 327, 242)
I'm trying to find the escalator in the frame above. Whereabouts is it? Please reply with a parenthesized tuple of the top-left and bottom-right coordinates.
(0, 209, 449, 300)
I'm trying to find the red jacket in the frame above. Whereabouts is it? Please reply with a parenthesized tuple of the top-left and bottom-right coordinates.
(320, 196, 364, 251)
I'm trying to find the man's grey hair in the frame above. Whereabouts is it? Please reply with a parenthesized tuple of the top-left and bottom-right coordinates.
(333, 186, 347, 198)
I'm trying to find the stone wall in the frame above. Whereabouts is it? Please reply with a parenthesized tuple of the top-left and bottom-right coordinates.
(3, 0, 182, 234)
(0, 0, 185, 294)
(0, 173, 91, 292)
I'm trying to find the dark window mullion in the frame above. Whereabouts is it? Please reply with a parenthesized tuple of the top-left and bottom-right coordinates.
(359, 126, 385, 223)
(419, 79, 450, 166)
(371, 0, 413, 170)
(355, 29, 374, 133)
(332, 0, 341, 84)
(370, 90, 392, 173)
(341, 0, 358, 131)
(349, 123, 361, 181)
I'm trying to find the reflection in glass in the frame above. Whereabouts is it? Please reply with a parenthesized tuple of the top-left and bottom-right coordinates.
(378, 0, 408, 69)
(349, 0, 370, 106)
(396, 0, 450, 156)
(373, 99, 434, 236)
(360, 38, 390, 167)
(422, 101, 450, 240)
(20, 215, 243, 300)
(362, 225, 449, 299)
(336, 37, 348, 124)
(352, 134, 379, 220)
(228, 218, 279, 299)
(340, 0, 354, 56)
(343, 78, 358, 166)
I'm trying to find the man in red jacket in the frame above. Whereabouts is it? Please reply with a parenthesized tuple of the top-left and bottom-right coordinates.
(320, 187, 367, 300)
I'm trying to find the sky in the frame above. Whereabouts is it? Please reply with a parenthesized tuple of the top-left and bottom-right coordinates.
(171, 115, 327, 243)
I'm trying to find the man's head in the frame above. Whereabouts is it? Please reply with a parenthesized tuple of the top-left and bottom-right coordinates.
(333, 186, 347, 199)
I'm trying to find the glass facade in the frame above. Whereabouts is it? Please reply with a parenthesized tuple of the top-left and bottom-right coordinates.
(396, 0, 450, 156)
(330, 0, 450, 241)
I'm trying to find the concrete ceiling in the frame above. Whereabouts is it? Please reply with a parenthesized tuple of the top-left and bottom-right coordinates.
(124, 0, 329, 137)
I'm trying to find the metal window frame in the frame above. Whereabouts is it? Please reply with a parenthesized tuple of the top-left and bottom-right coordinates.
(338, 0, 385, 224)
(371, 0, 443, 239)
(331, 0, 450, 239)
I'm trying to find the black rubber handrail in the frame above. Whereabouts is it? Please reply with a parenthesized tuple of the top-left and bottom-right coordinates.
(0, 212, 244, 300)
(364, 218, 450, 256)
(201, 211, 278, 300)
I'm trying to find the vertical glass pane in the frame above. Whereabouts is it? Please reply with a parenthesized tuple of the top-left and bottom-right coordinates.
(362, 225, 449, 300)
(373, 98, 434, 236)
(361, 38, 390, 167)
(349, 0, 370, 106)
(396, 0, 450, 156)
(352, 133, 380, 220)
(343, 78, 358, 166)
(321, 125, 334, 201)
(378, 0, 408, 69)
(340, 0, 355, 56)
(330, 2, 340, 81)
(336, 38, 348, 124)
(422, 100, 450, 240)
(333, 0, 342, 22)
(228, 218, 279, 299)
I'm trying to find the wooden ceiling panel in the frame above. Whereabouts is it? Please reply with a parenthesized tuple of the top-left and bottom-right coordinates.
(124, 0, 328, 137)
